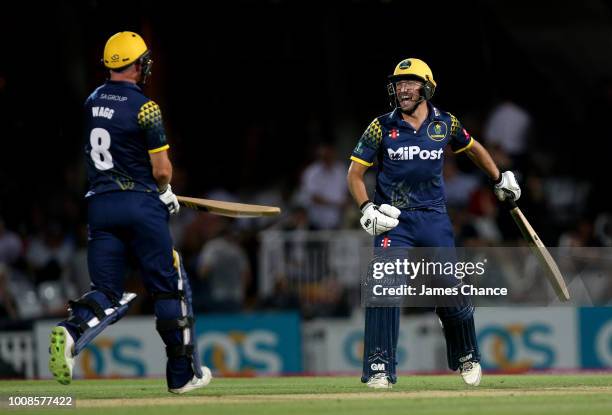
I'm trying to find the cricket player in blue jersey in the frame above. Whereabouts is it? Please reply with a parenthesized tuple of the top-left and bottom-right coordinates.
(347, 58, 521, 388)
(48, 32, 212, 393)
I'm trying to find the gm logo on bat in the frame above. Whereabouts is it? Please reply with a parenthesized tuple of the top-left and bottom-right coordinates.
(388, 146, 443, 161)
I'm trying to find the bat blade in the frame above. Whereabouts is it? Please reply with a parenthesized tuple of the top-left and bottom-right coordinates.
(506, 200, 570, 302)
(177, 196, 281, 218)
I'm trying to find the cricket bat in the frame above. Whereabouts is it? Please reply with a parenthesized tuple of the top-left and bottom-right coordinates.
(177, 196, 281, 218)
(504, 199, 570, 301)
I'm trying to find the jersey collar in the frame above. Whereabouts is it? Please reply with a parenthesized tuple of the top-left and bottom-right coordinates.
(389, 101, 442, 127)
(105, 80, 142, 91)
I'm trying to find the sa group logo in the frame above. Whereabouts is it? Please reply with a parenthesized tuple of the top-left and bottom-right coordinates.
(477, 324, 555, 371)
(388, 146, 443, 161)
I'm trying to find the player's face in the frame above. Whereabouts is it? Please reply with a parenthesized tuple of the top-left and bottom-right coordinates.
(396, 79, 424, 113)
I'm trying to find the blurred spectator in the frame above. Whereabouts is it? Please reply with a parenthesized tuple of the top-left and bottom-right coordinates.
(25, 223, 74, 284)
(0, 219, 22, 265)
(196, 217, 251, 312)
(483, 100, 531, 158)
(468, 187, 502, 244)
(0, 263, 17, 319)
(300, 278, 351, 319)
(451, 209, 484, 247)
(273, 205, 309, 231)
(64, 224, 90, 297)
(259, 276, 300, 310)
(299, 144, 348, 229)
(443, 156, 479, 209)
(558, 219, 598, 247)
(594, 213, 612, 247)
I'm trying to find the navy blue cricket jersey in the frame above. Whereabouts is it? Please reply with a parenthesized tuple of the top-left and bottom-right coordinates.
(350, 103, 474, 211)
(84, 80, 168, 197)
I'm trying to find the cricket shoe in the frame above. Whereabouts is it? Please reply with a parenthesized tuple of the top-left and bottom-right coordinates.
(48, 326, 75, 385)
(169, 366, 213, 394)
(366, 373, 392, 389)
(460, 361, 482, 386)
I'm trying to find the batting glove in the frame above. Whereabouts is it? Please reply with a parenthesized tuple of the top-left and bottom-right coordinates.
(359, 201, 401, 236)
(493, 171, 521, 201)
(159, 184, 180, 215)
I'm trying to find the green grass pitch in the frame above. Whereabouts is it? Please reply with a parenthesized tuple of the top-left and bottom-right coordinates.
(1, 374, 611, 415)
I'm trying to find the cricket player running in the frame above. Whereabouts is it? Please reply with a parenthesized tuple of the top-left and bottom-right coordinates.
(347, 58, 521, 388)
(48, 32, 212, 393)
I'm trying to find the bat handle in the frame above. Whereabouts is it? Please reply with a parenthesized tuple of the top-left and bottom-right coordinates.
(503, 197, 518, 210)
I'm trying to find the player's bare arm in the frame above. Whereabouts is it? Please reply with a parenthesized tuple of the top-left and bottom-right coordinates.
(347, 161, 400, 236)
(149, 149, 173, 190)
(150, 149, 180, 215)
(347, 161, 370, 207)
(464, 139, 500, 181)
(464, 139, 521, 201)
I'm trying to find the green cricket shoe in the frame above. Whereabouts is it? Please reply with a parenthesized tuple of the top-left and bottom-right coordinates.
(48, 326, 75, 385)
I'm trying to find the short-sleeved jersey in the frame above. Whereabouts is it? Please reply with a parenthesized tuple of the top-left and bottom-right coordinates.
(350, 103, 474, 212)
(84, 80, 169, 197)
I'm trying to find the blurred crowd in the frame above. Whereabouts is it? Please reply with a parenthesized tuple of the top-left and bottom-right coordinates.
(1, 99, 611, 329)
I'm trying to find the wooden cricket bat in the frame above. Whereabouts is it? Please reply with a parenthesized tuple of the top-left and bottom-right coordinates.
(505, 199, 570, 302)
(177, 196, 281, 218)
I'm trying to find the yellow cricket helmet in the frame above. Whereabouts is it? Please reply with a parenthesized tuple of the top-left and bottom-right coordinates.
(388, 58, 436, 101)
(103, 31, 149, 69)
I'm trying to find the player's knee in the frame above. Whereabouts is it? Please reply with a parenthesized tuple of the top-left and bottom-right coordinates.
(150, 249, 202, 379)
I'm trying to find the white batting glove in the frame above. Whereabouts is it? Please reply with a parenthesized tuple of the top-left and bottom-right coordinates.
(359, 202, 401, 236)
(159, 184, 180, 215)
(494, 171, 521, 201)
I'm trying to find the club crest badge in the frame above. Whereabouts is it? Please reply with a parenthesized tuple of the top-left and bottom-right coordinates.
(427, 121, 448, 141)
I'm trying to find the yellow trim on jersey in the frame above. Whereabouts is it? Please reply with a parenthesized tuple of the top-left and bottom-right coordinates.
(350, 155, 374, 167)
(148, 144, 169, 154)
(172, 249, 180, 271)
(453, 137, 474, 154)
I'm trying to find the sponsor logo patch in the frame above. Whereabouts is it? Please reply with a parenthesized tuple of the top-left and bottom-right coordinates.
(388, 145, 443, 161)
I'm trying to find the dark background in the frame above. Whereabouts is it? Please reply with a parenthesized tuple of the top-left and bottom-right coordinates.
(3, 0, 612, 227)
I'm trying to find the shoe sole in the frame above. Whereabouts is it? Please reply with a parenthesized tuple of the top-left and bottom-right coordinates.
(49, 327, 72, 385)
